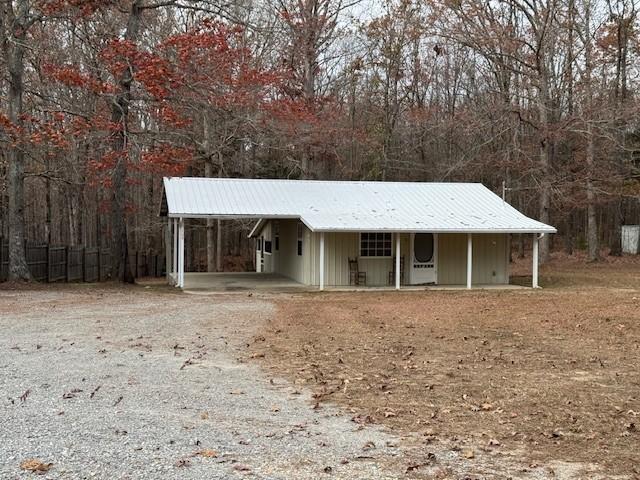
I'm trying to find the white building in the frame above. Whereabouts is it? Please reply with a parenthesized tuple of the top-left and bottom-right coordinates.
(162, 177, 556, 290)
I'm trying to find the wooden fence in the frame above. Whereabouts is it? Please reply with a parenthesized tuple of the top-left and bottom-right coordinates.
(0, 238, 165, 283)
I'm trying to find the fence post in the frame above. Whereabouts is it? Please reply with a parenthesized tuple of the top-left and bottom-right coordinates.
(82, 247, 87, 282)
(46, 244, 51, 283)
(65, 246, 71, 282)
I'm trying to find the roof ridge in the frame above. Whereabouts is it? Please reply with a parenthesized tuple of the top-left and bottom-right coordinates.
(164, 177, 482, 186)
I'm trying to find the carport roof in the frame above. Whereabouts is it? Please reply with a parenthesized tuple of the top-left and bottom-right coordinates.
(161, 177, 556, 234)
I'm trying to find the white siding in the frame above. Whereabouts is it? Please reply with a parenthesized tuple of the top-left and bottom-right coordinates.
(308, 232, 410, 287)
(264, 219, 306, 283)
(437, 233, 508, 285)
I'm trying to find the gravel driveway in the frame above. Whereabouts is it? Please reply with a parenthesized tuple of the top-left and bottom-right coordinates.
(0, 285, 407, 480)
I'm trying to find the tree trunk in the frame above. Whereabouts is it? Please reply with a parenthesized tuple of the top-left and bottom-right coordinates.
(110, 0, 141, 282)
(5, 0, 31, 281)
(537, 68, 552, 263)
(216, 219, 222, 272)
(609, 201, 623, 256)
(563, 212, 574, 255)
(583, 0, 599, 262)
(205, 160, 216, 272)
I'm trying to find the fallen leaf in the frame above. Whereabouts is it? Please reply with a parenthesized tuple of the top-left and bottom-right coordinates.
(194, 449, 218, 458)
(463, 449, 475, 459)
(20, 459, 52, 473)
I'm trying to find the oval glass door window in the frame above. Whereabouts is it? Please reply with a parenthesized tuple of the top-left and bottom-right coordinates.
(414, 233, 434, 263)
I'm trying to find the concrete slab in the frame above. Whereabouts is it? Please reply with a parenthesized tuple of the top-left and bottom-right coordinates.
(182, 272, 308, 293)
(325, 284, 527, 292)
(161, 272, 528, 293)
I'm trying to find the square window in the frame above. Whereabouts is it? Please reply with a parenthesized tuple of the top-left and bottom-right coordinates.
(360, 233, 391, 257)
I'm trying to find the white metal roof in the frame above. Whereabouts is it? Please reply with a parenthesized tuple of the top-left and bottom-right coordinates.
(162, 177, 556, 234)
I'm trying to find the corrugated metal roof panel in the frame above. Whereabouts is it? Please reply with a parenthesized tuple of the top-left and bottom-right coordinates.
(162, 177, 556, 234)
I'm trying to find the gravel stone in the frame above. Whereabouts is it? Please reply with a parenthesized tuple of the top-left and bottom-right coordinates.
(0, 287, 408, 479)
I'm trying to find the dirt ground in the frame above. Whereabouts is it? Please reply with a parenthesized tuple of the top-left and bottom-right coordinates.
(250, 253, 640, 478)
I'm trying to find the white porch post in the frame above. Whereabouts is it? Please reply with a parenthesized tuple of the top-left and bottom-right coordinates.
(532, 233, 540, 288)
(395, 233, 401, 290)
(165, 218, 171, 281)
(173, 218, 178, 284)
(178, 217, 185, 288)
(319, 232, 325, 291)
(466, 233, 473, 289)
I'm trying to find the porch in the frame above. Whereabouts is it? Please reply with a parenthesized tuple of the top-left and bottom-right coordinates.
(169, 271, 526, 293)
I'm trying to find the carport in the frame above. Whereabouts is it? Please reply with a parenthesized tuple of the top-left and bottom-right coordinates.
(160, 177, 311, 291)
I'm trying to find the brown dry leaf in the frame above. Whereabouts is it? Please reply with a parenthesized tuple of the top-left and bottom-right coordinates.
(406, 463, 427, 473)
(194, 449, 218, 458)
(20, 459, 53, 473)
(481, 403, 493, 411)
(462, 449, 475, 459)
(200, 412, 209, 420)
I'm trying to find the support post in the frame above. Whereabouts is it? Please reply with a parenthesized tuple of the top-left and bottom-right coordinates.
(395, 233, 401, 290)
(319, 232, 325, 291)
(466, 233, 473, 289)
(173, 218, 178, 285)
(532, 233, 540, 288)
(178, 218, 185, 288)
(165, 219, 171, 281)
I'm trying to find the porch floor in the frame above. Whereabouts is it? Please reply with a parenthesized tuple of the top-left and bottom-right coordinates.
(325, 284, 527, 292)
(177, 272, 527, 293)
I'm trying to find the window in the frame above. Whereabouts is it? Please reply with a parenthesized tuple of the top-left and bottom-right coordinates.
(414, 233, 434, 263)
(274, 221, 280, 251)
(264, 240, 272, 254)
(360, 232, 392, 257)
(257, 237, 262, 252)
(297, 222, 303, 256)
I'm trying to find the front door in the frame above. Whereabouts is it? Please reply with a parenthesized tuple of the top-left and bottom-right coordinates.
(410, 233, 437, 284)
